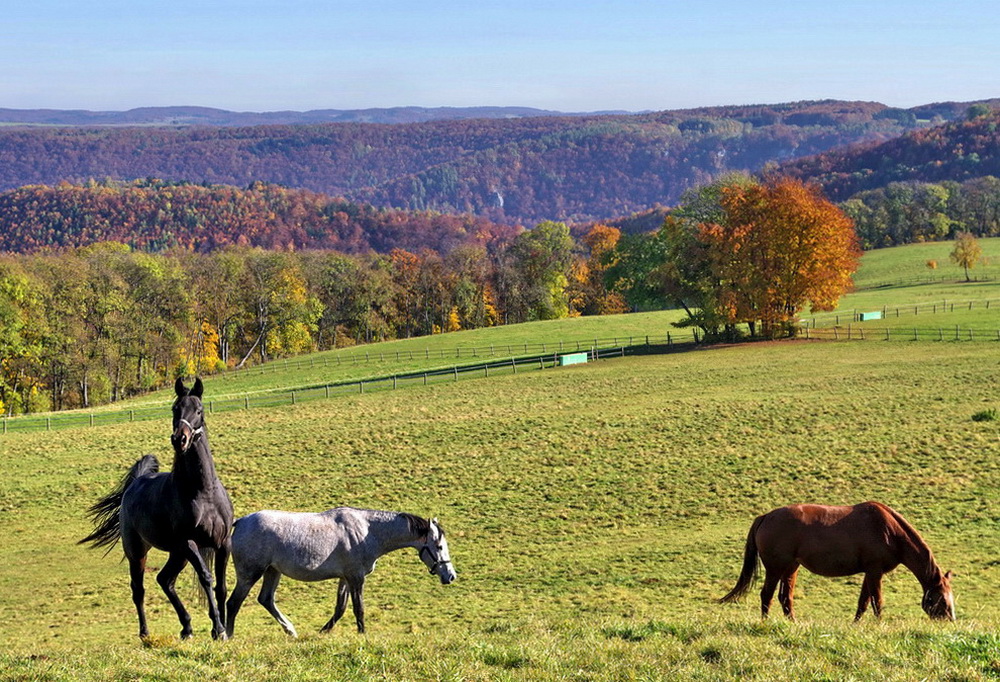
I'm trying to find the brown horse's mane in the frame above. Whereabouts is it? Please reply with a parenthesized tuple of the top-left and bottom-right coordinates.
(869, 501, 940, 578)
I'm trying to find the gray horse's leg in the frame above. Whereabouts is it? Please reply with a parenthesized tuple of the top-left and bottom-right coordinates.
(183, 540, 227, 640)
(258, 567, 298, 637)
(156, 551, 193, 639)
(320, 579, 350, 632)
(349, 578, 366, 633)
(226, 564, 264, 638)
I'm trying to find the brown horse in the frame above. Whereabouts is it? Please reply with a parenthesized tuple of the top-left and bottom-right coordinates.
(719, 501, 954, 621)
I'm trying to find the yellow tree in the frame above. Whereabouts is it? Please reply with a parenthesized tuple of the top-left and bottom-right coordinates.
(578, 224, 628, 315)
(950, 231, 983, 282)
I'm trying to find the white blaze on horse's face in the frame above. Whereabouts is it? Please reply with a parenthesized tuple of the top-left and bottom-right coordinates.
(420, 518, 456, 585)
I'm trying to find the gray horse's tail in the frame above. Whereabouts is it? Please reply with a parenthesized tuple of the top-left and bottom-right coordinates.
(718, 514, 765, 603)
(78, 454, 159, 551)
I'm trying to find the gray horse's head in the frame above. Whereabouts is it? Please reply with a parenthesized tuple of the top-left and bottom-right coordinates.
(171, 377, 205, 453)
(419, 518, 456, 585)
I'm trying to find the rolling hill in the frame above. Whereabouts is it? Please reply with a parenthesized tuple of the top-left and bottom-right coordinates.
(0, 99, 987, 226)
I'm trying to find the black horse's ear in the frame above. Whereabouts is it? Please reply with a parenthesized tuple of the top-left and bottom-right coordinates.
(191, 377, 204, 398)
(175, 376, 187, 397)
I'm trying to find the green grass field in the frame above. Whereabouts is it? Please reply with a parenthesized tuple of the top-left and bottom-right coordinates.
(1, 240, 1000, 680)
(2, 337, 1000, 680)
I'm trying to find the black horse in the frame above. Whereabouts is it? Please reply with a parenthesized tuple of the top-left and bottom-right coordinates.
(80, 377, 234, 640)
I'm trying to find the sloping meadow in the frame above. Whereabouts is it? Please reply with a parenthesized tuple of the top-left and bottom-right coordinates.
(2, 339, 999, 679)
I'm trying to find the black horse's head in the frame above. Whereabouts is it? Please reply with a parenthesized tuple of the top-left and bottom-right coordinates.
(172, 377, 206, 453)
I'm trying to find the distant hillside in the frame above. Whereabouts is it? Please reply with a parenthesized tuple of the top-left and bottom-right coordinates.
(0, 99, 994, 225)
(0, 180, 519, 254)
(783, 109, 1000, 201)
(0, 105, 619, 126)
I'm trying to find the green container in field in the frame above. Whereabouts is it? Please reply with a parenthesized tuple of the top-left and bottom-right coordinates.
(559, 352, 588, 366)
(858, 311, 882, 321)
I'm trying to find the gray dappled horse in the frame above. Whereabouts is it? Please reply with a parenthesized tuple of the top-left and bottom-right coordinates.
(226, 507, 456, 637)
(80, 378, 234, 640)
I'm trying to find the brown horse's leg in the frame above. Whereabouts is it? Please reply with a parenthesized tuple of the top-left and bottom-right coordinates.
(127, 554, 149, 639)
(854, 573, 880, 621)
(778, 567, 799, 620)
(868, 572, 884, 618)
(157, 551, 193, 639)
(759, 572, 780, 618)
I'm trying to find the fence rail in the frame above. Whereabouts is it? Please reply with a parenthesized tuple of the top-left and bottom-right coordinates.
(4, 315, 997, 435)
(211, 332, 701, 381)
(800, 296, 999, 328)
(854, 273, 997, 291)
(2, 340, 699, 435)
(800, 325, 1000, 342)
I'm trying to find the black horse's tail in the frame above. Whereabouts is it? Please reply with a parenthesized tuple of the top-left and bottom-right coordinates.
(718, 514, 765, 603)
(78, 454, 159, 551)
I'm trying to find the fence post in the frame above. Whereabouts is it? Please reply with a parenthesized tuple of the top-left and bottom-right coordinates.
(47, 417, 51, 431)
(325, 385, 330, 398)
(291, 391, 296, 405)
(885, 328, 890, 341)
(424, 373, 428, 385)
(130, 410, 134, 422)
(245, 395, 250, 409)
(511, 358, 516, 374)
(454, 367, 459, 381)
(393, 376, 397, 390)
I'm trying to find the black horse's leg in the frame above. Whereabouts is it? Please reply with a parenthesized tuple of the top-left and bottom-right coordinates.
(321, 579, 350, 632)
(778, 567, 799, 620)
(214, 542, 230, 630)
(759, 572, 780, 619)
(349, 579, 366, 633)
(127, 553, 149, 639)
(257, 566, 297, 637)
(157, 551, 193, 639)
(183, 540, 227, 640)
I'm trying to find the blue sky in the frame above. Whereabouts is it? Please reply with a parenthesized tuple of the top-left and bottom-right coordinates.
(2, 0, 997, 112)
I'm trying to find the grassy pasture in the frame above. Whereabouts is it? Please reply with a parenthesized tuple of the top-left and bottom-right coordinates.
(2, 337, 999, 680)
(849, 237, 1000, 290)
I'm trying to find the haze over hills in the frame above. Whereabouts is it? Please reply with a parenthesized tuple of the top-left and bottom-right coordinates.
(0, 98, 996, 228)
(0, 105, 635, 127)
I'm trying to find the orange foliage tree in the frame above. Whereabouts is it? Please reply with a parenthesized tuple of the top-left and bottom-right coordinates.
(697, 177, 861, 338)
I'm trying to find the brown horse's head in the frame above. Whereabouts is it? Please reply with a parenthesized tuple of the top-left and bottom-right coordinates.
(921, 570, 955, 621)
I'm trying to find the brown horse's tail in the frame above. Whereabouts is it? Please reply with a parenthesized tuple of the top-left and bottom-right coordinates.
(78, 454, 159, 553)
(718, 514, 765, 603)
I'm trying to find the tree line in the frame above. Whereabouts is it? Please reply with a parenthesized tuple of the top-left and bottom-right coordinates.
(0, 222, 623, 415)
(0, 175, 864, 416)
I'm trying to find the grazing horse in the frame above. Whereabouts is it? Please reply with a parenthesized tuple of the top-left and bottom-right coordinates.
(79, 377, 234, 640)
(226, 507, 456, 637)
(719, 501, 955, 621)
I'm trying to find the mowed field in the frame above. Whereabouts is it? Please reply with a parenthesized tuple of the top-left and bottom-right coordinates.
(1, 241, 1000, 680)
(3, 340, 1000, 680)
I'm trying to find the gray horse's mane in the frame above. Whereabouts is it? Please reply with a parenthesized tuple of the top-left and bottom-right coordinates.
(398, 512, 442, 536)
